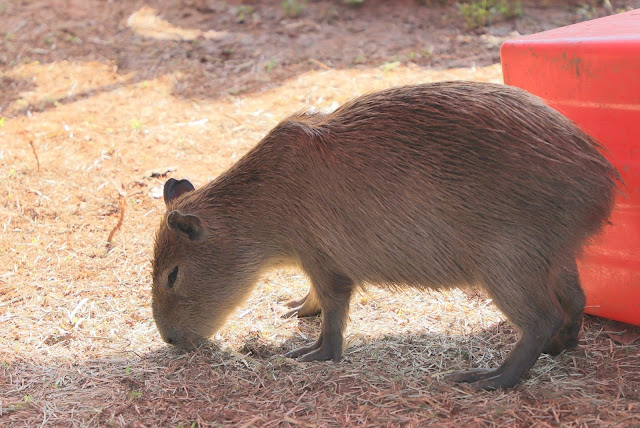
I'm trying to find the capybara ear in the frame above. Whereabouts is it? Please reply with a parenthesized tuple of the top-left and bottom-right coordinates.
(163, 178, 195, 205)
(167, 210, 204, 240)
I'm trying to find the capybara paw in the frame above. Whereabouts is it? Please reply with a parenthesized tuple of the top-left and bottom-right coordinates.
(543, 325, 580, 356)
(443, 368, 496, 384)
(542, 337, 566, 356)
(296, 306, 321, 318)
(281, 307, 301, 319)
(284, 343, 319, 359)
(468, 373, 520, 390)
(296, 346, 341, 363)
(444, 368, 518, 390)
(281, 304, 321, 319)
(284, 296, 307, 309)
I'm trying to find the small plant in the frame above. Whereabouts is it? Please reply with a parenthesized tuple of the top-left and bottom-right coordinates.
(236, 5, 253, 23)
(459, 1, 489, 29)
(265, 59, 277, 73)
(127, 390, 143, 401)
(380, 61, 401, 72)
(65, 34, 82, 45)
(575, 3, 596, 21)
(282, 0, 305, 18)
(0, 117, 5, 128)
(344, 0, 365, 6)
(130, 118, 141, 131)
(422, 46, 434, 60)
(415, 0, 451, 5)
(497, 0, 522, 19)
(458, 0, 522, 30)
(320, 5, 339, 23)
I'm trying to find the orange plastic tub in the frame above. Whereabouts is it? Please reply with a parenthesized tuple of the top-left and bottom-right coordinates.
(501, 9, 640, 326)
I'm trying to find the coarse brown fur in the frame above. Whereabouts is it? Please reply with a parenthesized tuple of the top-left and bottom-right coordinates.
(151, 81, 620, 389)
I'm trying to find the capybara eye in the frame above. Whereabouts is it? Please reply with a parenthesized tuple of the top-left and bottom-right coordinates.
(167, 266, 178, 288)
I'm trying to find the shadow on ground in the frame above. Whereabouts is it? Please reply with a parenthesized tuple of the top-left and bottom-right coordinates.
(1, 0, 626, 118)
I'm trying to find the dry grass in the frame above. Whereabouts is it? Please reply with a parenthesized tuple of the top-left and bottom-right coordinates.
(2, 2, 640, 424)
(2, 59, 639, 427)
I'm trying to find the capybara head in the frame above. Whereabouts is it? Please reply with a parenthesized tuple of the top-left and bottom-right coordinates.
(151, 178, 262, 349)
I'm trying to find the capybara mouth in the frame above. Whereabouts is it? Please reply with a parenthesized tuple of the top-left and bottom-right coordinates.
(161, 329, 206, 350)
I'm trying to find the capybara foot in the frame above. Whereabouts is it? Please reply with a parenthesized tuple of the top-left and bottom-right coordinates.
(443, 368, 520, 390)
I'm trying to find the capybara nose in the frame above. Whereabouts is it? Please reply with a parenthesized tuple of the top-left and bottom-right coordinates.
(158, 326, 185, 348)
(164, 334, 189, 349)
(161, 329, 203, 350)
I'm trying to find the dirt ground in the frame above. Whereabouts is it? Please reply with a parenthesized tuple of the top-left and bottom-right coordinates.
(2, 0, 640, 426)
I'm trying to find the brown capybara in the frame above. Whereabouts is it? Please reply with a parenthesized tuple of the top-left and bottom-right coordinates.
(152, 81, 620, 389)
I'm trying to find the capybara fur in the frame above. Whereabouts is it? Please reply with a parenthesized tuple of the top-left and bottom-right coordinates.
(152, 81, 620, 389)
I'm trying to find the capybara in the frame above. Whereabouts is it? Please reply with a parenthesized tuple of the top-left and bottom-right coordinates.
(152, 81, 620, 389)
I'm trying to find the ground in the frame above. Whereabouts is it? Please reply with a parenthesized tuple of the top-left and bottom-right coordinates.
(1, 0, 640, 426)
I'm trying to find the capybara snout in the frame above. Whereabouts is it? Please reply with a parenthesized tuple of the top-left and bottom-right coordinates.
(152, 81, 620, 389)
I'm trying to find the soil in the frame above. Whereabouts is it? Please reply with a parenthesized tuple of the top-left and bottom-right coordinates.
(1, 1, 640, 427)
(2, 0, 635, 113)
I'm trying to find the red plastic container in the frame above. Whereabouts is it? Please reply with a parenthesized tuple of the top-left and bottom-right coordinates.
(501, 9, 640, 326)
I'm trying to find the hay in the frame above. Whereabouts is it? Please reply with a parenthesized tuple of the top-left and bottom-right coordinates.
(106, 181, 127, 248)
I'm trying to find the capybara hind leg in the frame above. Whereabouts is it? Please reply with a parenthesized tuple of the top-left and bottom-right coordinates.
(543, 318, 582, 356)
(282, 289, 322, 318)
(285, 270, 354, 362)
(543, 259, 585, 355)
(449, 261, 564, 389)
(450, 320, 561, 389)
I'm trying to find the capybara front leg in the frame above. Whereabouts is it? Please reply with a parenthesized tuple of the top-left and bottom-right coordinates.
(282, 288, 322, 319)
(285, 271, 354, 362)
(543, 259, 585, 355)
